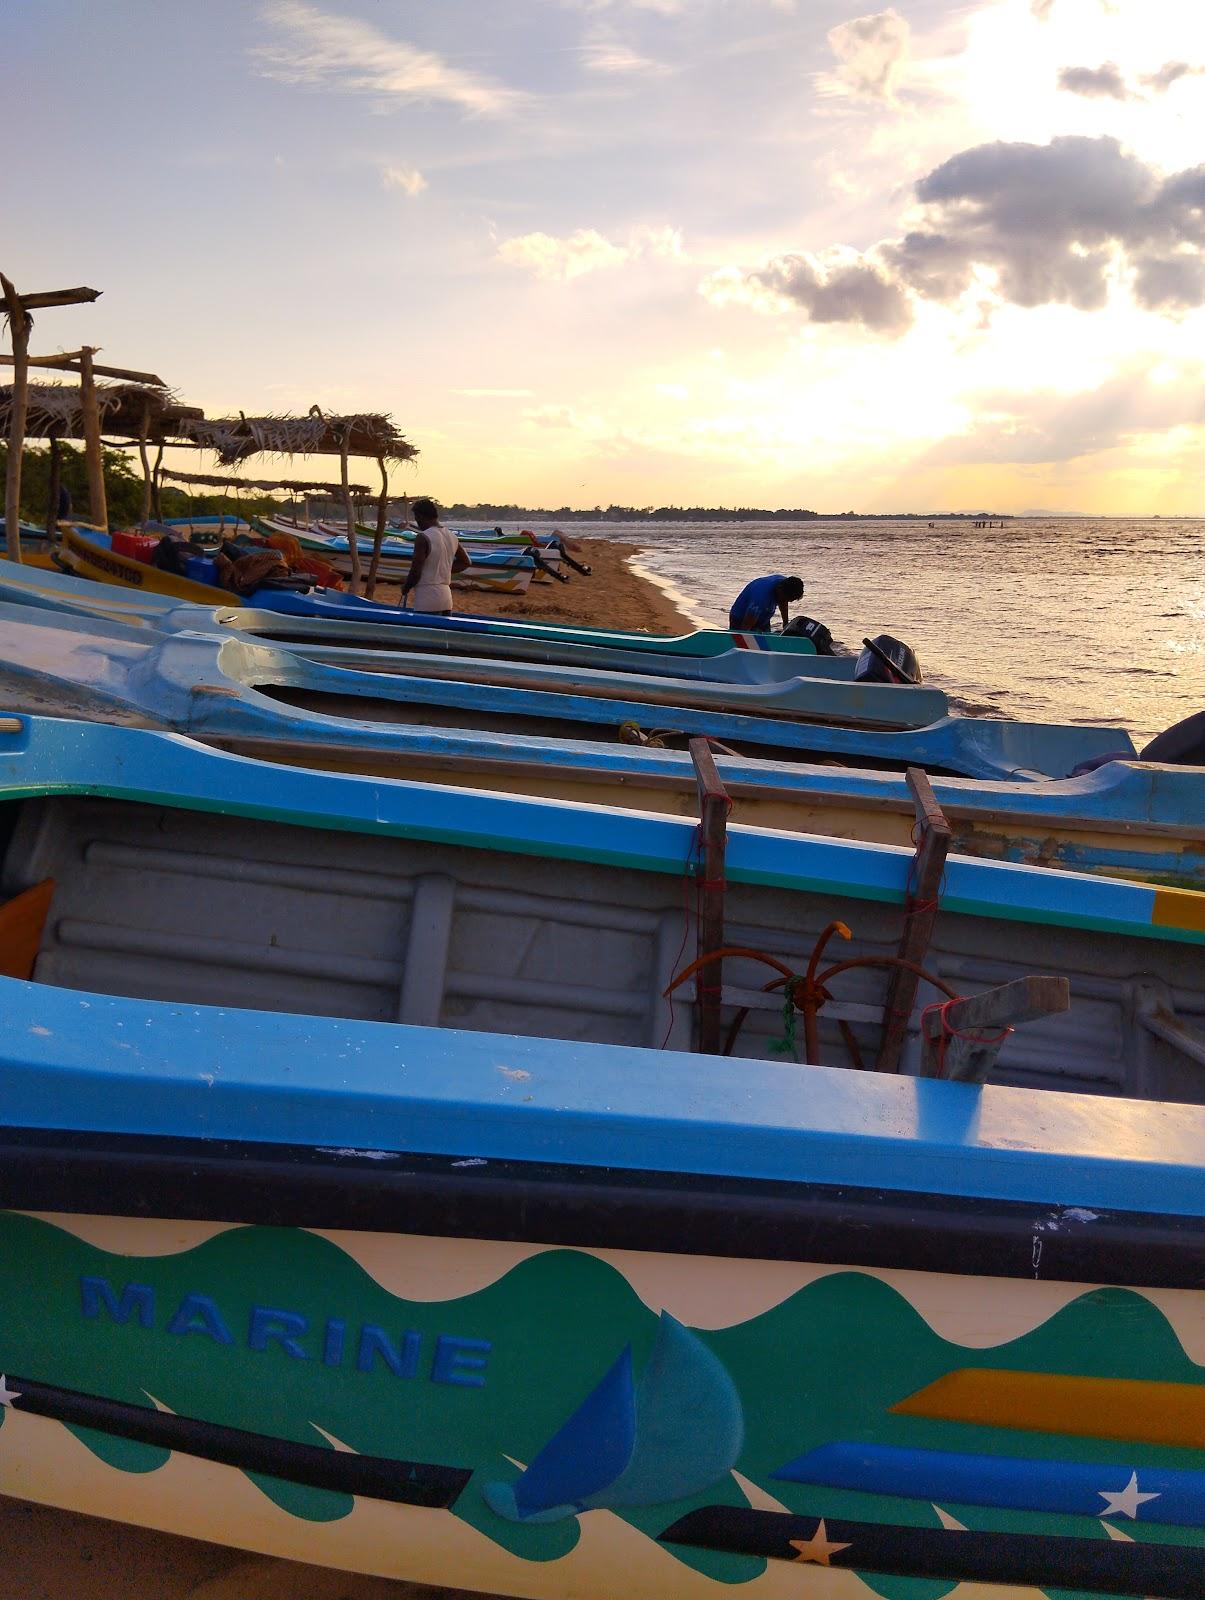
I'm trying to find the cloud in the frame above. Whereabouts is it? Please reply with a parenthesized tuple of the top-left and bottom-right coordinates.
(453, 388, 536, 398)
(930, 365, 1205, 465)
(1142, 61, 1203, 93)
(705, 135, 1205, 334)
(886, 136, 1205, 314)
(1057, 62, 1130, 100)
(498, 224, 684, 281)
(380, 164, 427, 196)
(580, 27, 671, 75)
(823, 9, 911, 105)
(701, 250, 911, 333)
(253, 0, 523, 116)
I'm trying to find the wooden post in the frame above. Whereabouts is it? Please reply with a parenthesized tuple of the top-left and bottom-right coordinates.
(920, 976, 1069, 1082)
(875, 767, 951, 1073)
(366, 453, 389, 599)
(45, 436, 61, 540)
(688, 737, 730, 1055)
(151, 441, 164, 521)
(340, 429, 362, 595)
(1, 273, 30, 562)
(138, 399, 153, 526)
(78, 346, 108, 531)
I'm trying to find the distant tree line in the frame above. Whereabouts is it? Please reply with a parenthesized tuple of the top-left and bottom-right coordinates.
(442, 500, 1011, 523)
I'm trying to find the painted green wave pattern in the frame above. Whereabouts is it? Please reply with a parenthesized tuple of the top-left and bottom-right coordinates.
(0, 1213, 1201, 1600)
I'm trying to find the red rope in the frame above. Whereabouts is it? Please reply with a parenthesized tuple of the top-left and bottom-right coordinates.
(920, 997, 1013, 1078)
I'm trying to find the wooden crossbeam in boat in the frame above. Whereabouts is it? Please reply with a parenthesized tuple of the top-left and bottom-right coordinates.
(920, 975, 1070, 1083)
(875, 766, 950, 1073)
(689, 737, 730, 1056)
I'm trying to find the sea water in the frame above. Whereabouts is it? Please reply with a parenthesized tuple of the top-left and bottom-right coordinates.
(505, 518, 1204, 748)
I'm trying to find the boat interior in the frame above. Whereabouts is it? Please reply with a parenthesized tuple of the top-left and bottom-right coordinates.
(1, 791, 1202, 1105)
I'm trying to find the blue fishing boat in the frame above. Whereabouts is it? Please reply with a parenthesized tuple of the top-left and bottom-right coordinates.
(0, 601, 1134, 781)
(0, 561, 851, 683)
(0, 598, 1198, 885)
(0, 710, 1199, 1599)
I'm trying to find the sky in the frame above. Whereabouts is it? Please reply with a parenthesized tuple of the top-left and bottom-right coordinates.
(6, 0, 1205, 511)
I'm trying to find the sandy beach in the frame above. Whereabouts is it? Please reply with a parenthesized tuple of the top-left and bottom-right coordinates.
(0, 1499, 480, 1599)
(372, 538, 695, 634)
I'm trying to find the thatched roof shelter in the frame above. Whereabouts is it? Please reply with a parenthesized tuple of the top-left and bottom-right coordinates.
(177, 409, 418, 466)
(0, 380, 202, 443)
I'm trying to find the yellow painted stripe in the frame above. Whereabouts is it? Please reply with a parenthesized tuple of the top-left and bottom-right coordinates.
(891, 1368, 1205, 1449)
(1154, 884, 1205, 933)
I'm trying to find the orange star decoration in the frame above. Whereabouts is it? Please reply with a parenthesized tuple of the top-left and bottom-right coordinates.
(789, 1519, 852, 1566)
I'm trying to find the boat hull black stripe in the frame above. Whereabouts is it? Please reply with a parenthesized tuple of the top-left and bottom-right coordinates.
(4, 1374, 471, 1508)
(659, 1506, 1205, 1600)
(0, 1127, 1200, 1289)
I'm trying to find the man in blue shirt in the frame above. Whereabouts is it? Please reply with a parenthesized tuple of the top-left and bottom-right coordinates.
(728, 573, 804, 632)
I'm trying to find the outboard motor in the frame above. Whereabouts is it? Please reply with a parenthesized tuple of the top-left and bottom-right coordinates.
(1140, 710, 1205, 767)
(854, 634, 922, 686)
(782, 614, 837, 654)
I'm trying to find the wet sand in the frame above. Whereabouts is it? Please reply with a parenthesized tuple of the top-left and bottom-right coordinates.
(9, 539, 692, 1599)
(373, 538, 695, 633)
(0, 1499, 486, 1599)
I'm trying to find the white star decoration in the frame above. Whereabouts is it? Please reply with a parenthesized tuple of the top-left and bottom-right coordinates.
(1098, 1471, 1160, 1519)
(0, 1376, 20, 1407)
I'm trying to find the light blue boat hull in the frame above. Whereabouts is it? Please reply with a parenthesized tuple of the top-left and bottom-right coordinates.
(0, 602, 1135, 781)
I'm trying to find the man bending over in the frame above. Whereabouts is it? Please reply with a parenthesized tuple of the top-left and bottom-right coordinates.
(728, 574, 804, 633)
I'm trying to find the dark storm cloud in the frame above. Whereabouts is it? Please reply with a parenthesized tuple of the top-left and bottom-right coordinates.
(1057, 62, 1130, 100)
(750, 254, 913, 332)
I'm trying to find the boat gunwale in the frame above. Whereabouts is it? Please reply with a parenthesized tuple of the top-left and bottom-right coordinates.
(3, 1126, 1202, 1290)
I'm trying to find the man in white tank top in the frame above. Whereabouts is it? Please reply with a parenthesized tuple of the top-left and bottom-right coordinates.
(403, 497, 469, 614)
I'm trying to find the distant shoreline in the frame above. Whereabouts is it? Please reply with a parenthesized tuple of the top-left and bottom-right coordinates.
(445, 508, 1017, 524)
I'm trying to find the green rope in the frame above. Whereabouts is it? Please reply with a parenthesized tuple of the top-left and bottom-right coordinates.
(768, 983, 799, 1058)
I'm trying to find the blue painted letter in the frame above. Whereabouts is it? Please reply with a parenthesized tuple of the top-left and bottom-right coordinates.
(166, 1293, 234, 1344)
(248, 1306, 309, 1359)
(81, 1276, 154, 1329)
(323, 1318, 346, 1367)
(432, 1335, 491, 1388)
(356, 1325, 420, 1377)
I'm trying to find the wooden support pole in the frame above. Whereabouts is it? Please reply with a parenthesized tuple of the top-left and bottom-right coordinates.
(1, 273, 30, 562)
(340, 430, 362, 595)
(688, 737, 730, 1055)
(875, 766, 951, 1073)
(138, 400, 153, 527)
(17, 287, 101, 312)
(78, 347, 108, 531)
(920, 975, 1070, 1083)
(0, 353, 164, 386)
(366, 453, 389, 599)
(151, 441, 164, 521)
(45, 436, 61, 540)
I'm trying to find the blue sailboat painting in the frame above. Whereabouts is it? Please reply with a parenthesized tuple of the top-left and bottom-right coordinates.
(484, 1313, 744, 1523)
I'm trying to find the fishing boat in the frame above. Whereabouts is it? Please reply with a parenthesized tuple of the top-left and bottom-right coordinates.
(0, 560, 848, 684)
(0, 570, 1197, 882)
(254, 516, 555, 585)
(0, 604, 1198, 891)
(0, 602, 1133, 782)
(7, 545, 826, 660)
(0, 709, 1199, 1599)
(54, 523, 534, 604)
